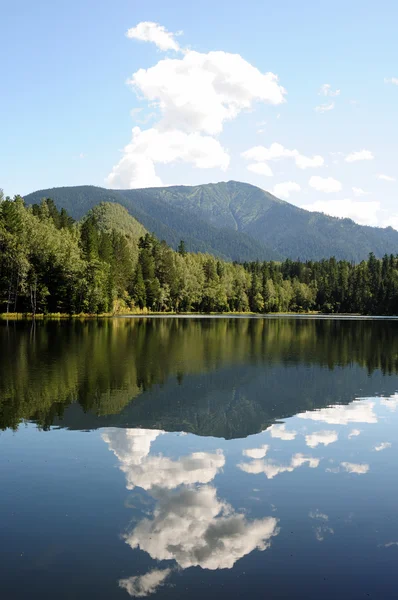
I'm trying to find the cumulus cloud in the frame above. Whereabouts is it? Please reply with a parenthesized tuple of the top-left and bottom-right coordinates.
(247, 162, 273, 176)
(341, 462, 369, 474)
(348, 429, 361, 438)
(374, 442, 391, 452)
(384, 77, 398, 85)
(345, 150, 374, 163)
(242, 142, 324, 174)
(129, 51, 286, 135)
(305, 430, 338, 448)
(309, 176, 342, 193)
(377, 174, 396, 182)
(268, 424, 297, 441)
(106, 127, 230, 188)
(125, 485, 279, 570)
(272, 182, 301, 199)
(318, 84, 341, 97)
(315, 102, 335, 113)
(243, 444, 269, 459)
(300, 198, 381, 226)
(297, 400, 377, 425)
(102, 428, 225, 490)
(126, 22, 181, 52)
(119, 569, 172, 597)
(238, 453, 320, 479)
(108, 29, 286, 187)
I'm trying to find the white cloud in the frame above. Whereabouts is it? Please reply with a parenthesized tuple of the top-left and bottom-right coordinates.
(108, 32, 286, 187)
(247, 162, 273, 176)
(352, 187, 369, 197)
(243, 444, 269, 459)
(129, 51, 286, 136)
(305, 430, 338, 448)
(297, 400, 377, 425)
(377, 174, 396, 182)
(102, 428, 225, 490)
(272, 182, 301, 199)
(374, 442, 391, 452)
(125, 485, 279, 570)
(79, 152, 85, 159)
(341, 462, 369, 474)
(309, 176, 342, 194)
(268, 424, 297, 440)
(384, 77, 398, 85)
(238, 453, 320, 479)
(315, 102, 335, 113)
(119, 569, 172, 597)
(106, 127, 230, 188)
(319, 84, 341, 97)
(348, 429, 361, 438)
(345, 150, 374, 163)
(301, 198, 381, 226)
(126, 22, 181, 52)
(242, 142, 324, 170)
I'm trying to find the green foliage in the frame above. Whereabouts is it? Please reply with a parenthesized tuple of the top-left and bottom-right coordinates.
(2, 194, 398, 316)
(24, 181, 398, 262)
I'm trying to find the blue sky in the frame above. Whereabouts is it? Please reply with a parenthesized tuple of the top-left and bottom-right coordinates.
(1, 0, 397, 227)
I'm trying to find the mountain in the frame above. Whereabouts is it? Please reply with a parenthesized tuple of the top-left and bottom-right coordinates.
(24, 184, 281, 262)
(83, 202, 147, 263)
(24, 181, 398, 262)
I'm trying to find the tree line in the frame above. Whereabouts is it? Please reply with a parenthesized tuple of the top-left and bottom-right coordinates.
(1, 193, 398, 315)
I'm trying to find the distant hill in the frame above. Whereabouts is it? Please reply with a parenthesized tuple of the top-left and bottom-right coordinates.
(84, 202, 147, 264)
(24, 184, 281, 262)
(24, 181, 398, 262)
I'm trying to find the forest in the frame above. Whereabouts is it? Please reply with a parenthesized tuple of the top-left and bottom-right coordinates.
(1, 193, 398, 316)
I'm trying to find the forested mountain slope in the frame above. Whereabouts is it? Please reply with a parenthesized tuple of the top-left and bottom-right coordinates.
(25, 184, 281, 262)
(24, 181, 398, 262)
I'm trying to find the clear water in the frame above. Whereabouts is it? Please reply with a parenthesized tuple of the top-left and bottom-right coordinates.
(1, 317, 398, 599)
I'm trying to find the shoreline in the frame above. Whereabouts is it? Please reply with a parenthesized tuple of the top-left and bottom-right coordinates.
(1, 312, 397, 321)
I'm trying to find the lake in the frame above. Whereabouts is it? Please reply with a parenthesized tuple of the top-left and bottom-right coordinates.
(1, 317, 398, 599)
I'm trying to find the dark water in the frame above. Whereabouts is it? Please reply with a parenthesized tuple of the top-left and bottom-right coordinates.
(1, 317, 398, 599)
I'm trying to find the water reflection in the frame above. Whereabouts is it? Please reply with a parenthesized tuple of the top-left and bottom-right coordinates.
(2, 314, 398, 599)
(98, 392, 398, 596)
(1, 317, 398, 437)
(119, 569, 172, 598)
(103, 427, 279, 594)
(238, 452, 320, 479)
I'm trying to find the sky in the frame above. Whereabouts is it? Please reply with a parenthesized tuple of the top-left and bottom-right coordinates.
(1, 0, 397, 228)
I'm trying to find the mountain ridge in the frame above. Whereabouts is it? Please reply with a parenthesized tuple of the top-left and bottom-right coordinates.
(24, 180, 398, 262)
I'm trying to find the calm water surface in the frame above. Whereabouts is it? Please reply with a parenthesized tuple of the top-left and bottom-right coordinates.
(1, 317, 398, 599)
